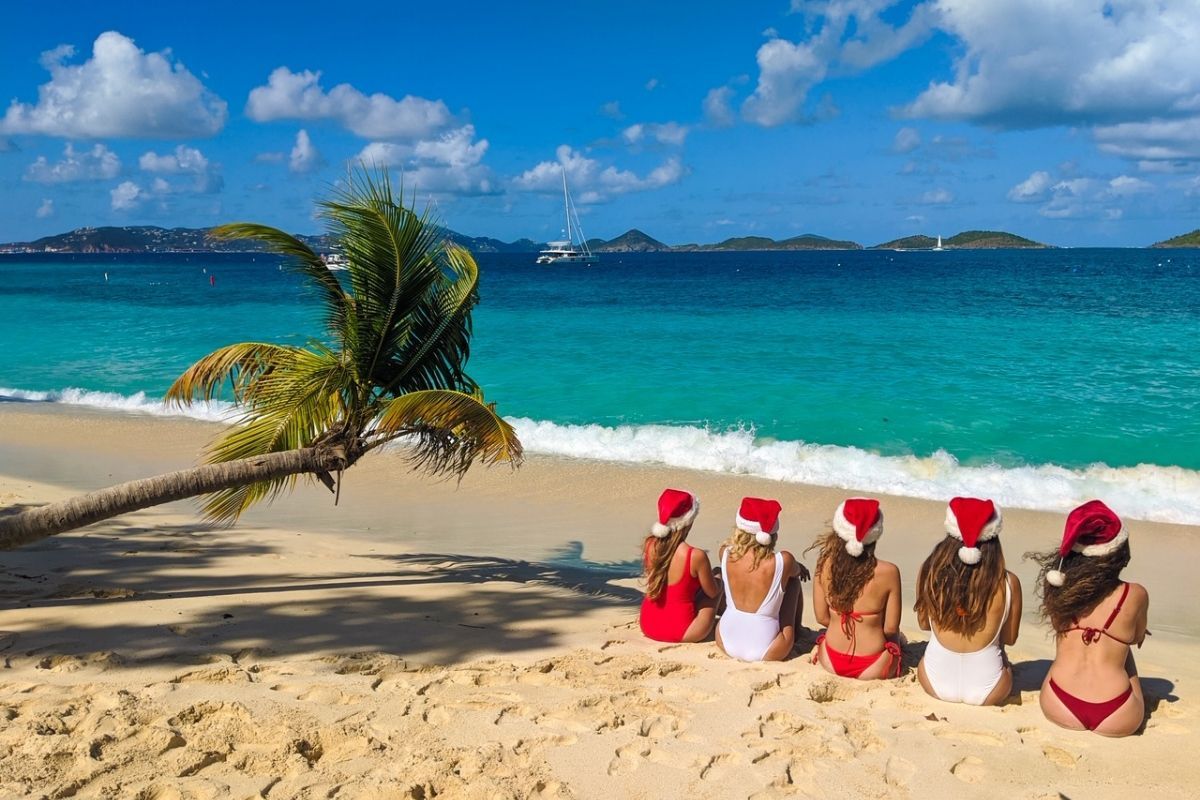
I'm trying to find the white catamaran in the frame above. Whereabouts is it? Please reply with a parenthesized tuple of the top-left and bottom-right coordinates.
(536, 169, 599, 265)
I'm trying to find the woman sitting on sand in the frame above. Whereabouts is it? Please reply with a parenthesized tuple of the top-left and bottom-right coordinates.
(639, 489, 721, 643)
(716, 497, 808, 662)
(915, 498, 1022, 706)
(809, 498, 903, 679)
(1030, 500, 1149, 737)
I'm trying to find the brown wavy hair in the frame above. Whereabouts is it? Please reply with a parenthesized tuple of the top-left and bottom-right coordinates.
(805, 531, 877, 612)
(1025, 542, 1130, 632)
(915, 537, 1007, 636)
(642, 527, 690, 600)
(723, 527, 775, 572)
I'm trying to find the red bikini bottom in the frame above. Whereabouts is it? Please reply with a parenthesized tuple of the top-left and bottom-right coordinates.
(815, 635, 902, 679)
(1048, 679, 1133, 731)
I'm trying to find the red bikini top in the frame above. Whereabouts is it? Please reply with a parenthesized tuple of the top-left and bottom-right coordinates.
(1063, 582, 1135, 646)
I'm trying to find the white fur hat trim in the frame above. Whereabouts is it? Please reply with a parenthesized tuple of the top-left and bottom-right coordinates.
(832, 499, 882, 557)
(736, 513, 778, 546)
(651, 496, 699, 538)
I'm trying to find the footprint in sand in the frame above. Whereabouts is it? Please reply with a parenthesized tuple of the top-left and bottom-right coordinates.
(951, 755, 987, 783)
(607, 742, 652, 776)
(1042, 745, 1078, 768)
(934, 728, 1005, 746)
(698, 752, 740, 780)
(638, 715, 680, 739)
(885, 755, 917, 788)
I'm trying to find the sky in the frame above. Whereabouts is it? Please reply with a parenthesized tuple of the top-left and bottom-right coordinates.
(2, 0, 1199, 247)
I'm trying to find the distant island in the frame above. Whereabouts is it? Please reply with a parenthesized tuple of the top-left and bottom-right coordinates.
(0, 225, 1055, 255)
(1151, 229, 1200, 248)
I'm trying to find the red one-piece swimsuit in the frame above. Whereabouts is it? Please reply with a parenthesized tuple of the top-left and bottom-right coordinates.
(639, 544, 701, 643)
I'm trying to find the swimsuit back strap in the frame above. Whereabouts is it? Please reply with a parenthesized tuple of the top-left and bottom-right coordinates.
(989, 575, 1013, 647)
(1102, 582, 1130, 632)
(721, 549, 735, 607)
(684, 544, 694, 576)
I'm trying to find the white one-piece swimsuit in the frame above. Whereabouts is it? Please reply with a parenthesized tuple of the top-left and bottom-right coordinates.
(922, 579, 1012, 705)
(718, 550, 785, 662)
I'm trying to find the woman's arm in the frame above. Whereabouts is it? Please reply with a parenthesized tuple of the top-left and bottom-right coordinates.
(812, 562, 830, 627)
(693, 549, 720, 599)
(1003, 571, 1022, 646)
(882, 563, 902, 637)
(1132, 583, 1150, 646)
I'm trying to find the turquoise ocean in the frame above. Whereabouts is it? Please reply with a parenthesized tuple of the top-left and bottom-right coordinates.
(2, 249, 1199, 523)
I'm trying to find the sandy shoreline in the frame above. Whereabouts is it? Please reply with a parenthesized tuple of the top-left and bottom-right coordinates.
(1, 404, 1198, 798)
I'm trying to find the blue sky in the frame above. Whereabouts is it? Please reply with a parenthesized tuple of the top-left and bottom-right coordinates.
(2, 0, 1199, 247)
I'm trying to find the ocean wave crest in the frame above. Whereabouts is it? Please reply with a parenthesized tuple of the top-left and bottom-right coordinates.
(3, 385, 1197, 525)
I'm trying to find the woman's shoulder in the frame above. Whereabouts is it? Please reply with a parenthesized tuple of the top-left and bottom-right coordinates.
(1124, 581, 1149, 604)
(874, 559, 900, 578)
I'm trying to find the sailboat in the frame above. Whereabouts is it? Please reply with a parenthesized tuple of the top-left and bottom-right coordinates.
(536, 169, 599, 265)
(932, 235, 944, 252)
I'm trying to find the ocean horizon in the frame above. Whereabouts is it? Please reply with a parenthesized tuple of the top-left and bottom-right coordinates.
(3, 248, 1199, 524)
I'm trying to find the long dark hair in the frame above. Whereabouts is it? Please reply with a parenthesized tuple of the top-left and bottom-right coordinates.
(915, 537, 1007, 636)
(1025, 542, 1131, 632)
(805, 531, 877, 611)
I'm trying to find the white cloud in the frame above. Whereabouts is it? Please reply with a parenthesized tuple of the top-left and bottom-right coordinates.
(289, 129, 323, 174)
(35, 199, 54, 219)
(703, 86, 736, 128)
(1107, 175, 1153, 197)
(742, 1, 934, 127)
(0, 31, 226, 138)
(25, 143, 120, 183)
(919, 187, 954, 205)
(513, 145, 686, 202)
(1025, 170, 1159, 219)
(892, 126, 921, 154)
(903, 0, 1200, 129)
(622, 122, 689, 146)
(1007, 170, 1053, 202)
(245, 67, 452, 140)
(110, 180, 144, 211)
(139, 145, 208, 174)
(600, 101, 624, 119)
(138, 144, 221, 193)
(354, 124, 494, 195)
(645, 78, 660, 91)
(1093, 117, 1200, 161)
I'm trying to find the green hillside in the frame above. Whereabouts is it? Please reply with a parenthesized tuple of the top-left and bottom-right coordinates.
(595, 229, 670, 252)
(1151, 229, 1200, 248)
(871, 235, 937, 250)
(945, 230, 1045, 248)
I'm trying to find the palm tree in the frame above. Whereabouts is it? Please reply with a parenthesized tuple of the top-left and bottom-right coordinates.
(0, 169, 522, 549)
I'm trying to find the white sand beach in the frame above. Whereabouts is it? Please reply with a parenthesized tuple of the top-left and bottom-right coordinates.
(1, 405, 1197, 799)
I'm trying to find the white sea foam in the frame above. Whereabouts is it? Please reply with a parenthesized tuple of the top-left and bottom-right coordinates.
(3, 385, 1197, 525)
(509, 418, 1200, 526)
(0, 385, 238, 422)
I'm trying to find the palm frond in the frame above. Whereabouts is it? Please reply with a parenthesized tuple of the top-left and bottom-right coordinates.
(379, 243, 480, 395)
(165, 342, 300, 406)
(371, 389, 523, 478)
(209, 223, 353, 339)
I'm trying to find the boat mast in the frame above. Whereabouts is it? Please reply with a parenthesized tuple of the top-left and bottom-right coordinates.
(561, 168, 573, 245)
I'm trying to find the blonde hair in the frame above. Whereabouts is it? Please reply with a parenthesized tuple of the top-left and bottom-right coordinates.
(724, 527, 775, 571)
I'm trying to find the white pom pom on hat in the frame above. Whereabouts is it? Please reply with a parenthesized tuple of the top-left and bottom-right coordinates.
(833, 498, 883, 557)
(945, 497, 1002, 565)
(651, 489, 699, 538)
(735, 497, 782, 546)
(1047, 500, 1126, 587)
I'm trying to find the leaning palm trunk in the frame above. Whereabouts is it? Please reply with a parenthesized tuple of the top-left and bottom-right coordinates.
(0, 445, 352, 549)
(0, 168, 521, 549)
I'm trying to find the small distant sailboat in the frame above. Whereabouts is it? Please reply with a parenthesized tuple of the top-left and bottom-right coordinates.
(932, 235, 944, 252)
(536, 169, 599, 265)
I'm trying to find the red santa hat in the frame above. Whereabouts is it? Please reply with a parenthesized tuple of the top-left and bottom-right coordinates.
(945, 497, 1002, 565)
(1046, 500, 1126, 587)
(735, 497, 782, 546)
(832, 498, 883, 557)
(651, 488, 699, 538)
